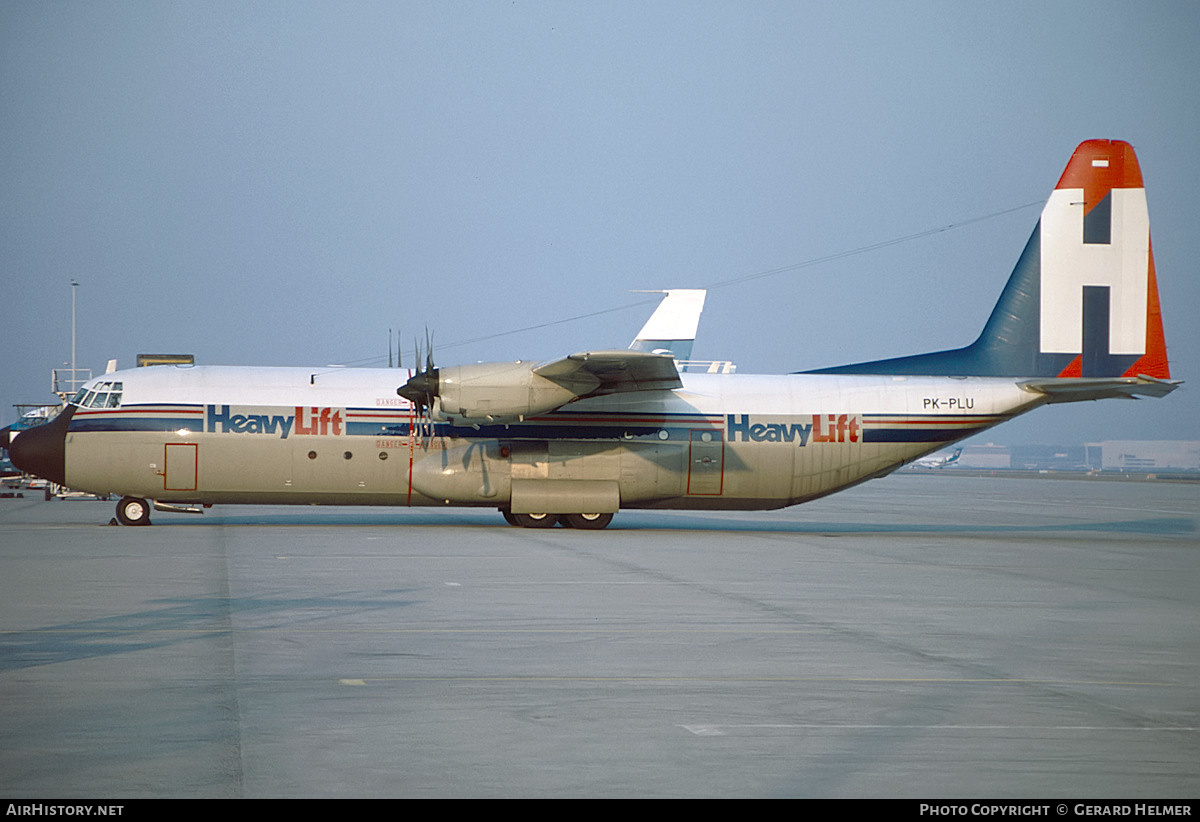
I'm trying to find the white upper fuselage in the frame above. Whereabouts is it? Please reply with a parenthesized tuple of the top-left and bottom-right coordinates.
(80, 364, 1039, 415)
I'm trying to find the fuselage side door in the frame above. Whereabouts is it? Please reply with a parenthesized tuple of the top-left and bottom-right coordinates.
(687, 429, 724, 495)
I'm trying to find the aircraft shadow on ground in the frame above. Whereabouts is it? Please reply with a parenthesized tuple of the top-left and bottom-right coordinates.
(159, 510, 1197, 536)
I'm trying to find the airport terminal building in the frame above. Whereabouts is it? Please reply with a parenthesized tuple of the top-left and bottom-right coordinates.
(950, 441, 1200, 473)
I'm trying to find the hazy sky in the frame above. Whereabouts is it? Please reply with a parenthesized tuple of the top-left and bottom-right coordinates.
(2, 1, 1197, 445)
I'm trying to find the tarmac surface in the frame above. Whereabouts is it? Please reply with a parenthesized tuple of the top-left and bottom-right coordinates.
(1, 475, 1197, 798)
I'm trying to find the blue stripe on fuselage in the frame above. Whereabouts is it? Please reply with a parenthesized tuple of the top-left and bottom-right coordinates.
(68, 407, 991, 444)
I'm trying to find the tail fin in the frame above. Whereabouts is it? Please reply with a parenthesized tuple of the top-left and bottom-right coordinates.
(629, 289, 706, 360)
(807, 140, 1169, 379)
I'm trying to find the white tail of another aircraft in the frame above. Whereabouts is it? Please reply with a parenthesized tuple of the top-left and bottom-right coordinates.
(629, 289, 707, 361)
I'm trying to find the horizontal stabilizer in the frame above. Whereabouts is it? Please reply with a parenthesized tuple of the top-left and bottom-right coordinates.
(1019, 375, 1180, 403)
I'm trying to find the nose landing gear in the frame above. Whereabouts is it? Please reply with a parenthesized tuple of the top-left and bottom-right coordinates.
(116, 496, 152, 526)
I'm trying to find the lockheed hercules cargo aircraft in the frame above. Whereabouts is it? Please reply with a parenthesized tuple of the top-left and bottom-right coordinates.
(4, 140, 1176, 528)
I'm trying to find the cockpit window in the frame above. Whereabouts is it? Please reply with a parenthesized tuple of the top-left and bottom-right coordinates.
(74, 381, 124, 409)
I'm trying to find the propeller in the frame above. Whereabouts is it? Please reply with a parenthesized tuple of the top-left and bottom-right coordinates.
(397, 329, 438, 443)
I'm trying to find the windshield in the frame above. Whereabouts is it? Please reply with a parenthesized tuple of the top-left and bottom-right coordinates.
(71, 381, 124, 409)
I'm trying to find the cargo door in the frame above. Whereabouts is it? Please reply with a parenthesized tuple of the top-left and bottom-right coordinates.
(164, 443, 198, 492)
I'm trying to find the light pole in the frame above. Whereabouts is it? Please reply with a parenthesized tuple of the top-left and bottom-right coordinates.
(70, 279, 78, 392)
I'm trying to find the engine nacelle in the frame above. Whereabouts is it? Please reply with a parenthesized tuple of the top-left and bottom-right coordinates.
(432, 361, 595, 425)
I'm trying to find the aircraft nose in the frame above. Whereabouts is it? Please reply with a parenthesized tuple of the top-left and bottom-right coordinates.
(8, 406, 74, 486)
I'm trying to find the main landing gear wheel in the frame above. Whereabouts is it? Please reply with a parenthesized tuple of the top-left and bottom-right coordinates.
(559, 513, 613, 530)
(510, 512, 557, 529)
(116, 496, 152, 526)
(501, 511, 615, 530)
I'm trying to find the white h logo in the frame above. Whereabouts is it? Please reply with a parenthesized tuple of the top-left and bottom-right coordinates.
(1039, 187, 1149, 355)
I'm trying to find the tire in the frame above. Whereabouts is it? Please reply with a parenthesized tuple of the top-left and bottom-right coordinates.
(511, 512, 557, 529)
(500, 510, 519, 526)
(560, 513, 613, 530)
(116, 496, 152, 526)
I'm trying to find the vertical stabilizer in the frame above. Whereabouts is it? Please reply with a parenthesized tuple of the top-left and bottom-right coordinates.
(806, 140, 1169, 379)
(629, 289, 707, 360)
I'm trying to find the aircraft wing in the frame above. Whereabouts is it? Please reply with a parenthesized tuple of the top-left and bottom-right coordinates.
(1019, 375, 1181, 403)
(534, 349, 682, 396)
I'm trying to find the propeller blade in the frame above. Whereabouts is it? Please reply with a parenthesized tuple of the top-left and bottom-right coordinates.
(396, 327, 440, 448)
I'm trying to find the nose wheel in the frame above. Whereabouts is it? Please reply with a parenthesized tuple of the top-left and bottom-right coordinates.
(116, 496, 152, 526)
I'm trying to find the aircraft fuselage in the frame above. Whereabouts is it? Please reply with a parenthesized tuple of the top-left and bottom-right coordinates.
(45, 365, 1042, 512)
